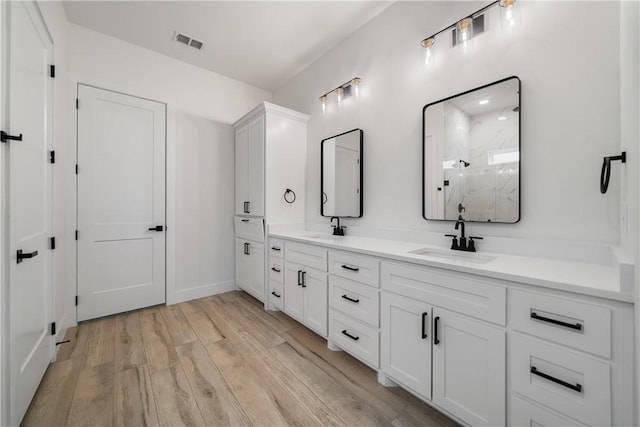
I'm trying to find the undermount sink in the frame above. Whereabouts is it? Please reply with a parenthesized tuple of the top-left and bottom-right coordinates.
(408, 248, 495, 264)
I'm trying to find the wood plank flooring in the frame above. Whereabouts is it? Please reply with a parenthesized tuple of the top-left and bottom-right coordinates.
(21, 291, 459, 427)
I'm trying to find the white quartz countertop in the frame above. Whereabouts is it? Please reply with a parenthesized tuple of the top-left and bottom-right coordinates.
(269, 230, 634, 303)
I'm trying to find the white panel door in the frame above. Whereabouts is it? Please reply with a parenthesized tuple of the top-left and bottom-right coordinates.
(246, 241, 265, 301)
(77, 85, 166, 321)
(302, 268, 327, 337)
(5, 2, 54, 424)
(381, 292, 432, 400)
(235, 238, 250, 292)
(432, 308, 505, 427)
(284, 262, 304, 322)
(247, 116, 264, 216)
(235, 125, 248, 215)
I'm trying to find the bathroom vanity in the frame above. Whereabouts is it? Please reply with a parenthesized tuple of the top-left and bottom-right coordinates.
(264, 230, 634, 427)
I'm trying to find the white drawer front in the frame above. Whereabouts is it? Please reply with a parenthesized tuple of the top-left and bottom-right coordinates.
(269, 238, 284, 259)
(329, 250, 380, 287)
(509, 394, 583, 427)
(269, 280, 284, 311)
(381, 261, 506, 325)
(510, 289, 612, 359)
(329, 309, 379, 368)
(510, 333, 611, 427)
(285, 242, 327, 272)
(235, 217, 264, 242)
(329, 275, 379, 327)
(268, 258, 284, 284)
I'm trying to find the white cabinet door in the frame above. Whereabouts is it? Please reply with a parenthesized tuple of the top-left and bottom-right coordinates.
(247, 241, 265, 301)
(381, 292, 432, 400)
(284, 262, 305, 322)
(235, 239, 250, 292)
(432, 308, 505, 427)
(247, 116, 264, 216)
(235, 126, 249, 215)
(303, 268, 328, 337)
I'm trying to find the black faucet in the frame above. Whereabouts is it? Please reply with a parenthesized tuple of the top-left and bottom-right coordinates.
(445, 219, 483, 252)
(330, 217, 345, 236)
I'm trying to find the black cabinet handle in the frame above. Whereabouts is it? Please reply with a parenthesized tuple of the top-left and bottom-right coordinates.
(433, 316, 440, 345)
(16, 249, 38, 264)
(148, 225, 164, 231)
(271, 291, 281, 298)
(243, 201, 250, 213)
(241, 219, 249, 222)
(301, 271, 307, 288)
(297, 270, 302, 286)
(271, 246, 281, 251)
(530, 366, 582, 393)
(531, 312, 582, 331)
(1, 131, 23, 142)
(421, 312, 428, 339)
(341, 295, 360, 304)
(271, 267, 281, 273)
(341, 264, 360, 272)
(341, 330, 359, 341)
(243, 242, 250, 255)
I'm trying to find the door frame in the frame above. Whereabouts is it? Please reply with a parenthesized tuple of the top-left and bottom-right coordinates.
(73, 81, 169, 322)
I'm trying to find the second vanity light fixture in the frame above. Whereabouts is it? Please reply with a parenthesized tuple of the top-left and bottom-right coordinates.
(421, 0, 520, 64)
(319, 77, 361, 112)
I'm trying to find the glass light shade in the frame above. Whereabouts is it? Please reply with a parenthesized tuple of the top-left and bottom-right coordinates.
(335, 87, 344, 105)
(319, 95, 327, 113)
(421, 38, 435, 66)
(352, 78, 361, 97)
(456, 17, 473, 46)
(500, 0, 520, 32)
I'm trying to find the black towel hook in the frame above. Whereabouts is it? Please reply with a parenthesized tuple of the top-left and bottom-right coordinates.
(600, 152, 626, 194)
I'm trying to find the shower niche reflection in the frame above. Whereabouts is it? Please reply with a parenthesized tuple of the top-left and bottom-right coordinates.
(423, 76, 520, 223)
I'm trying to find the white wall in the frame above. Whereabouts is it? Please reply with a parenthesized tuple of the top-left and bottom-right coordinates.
(273, 1, 622, 247)
(65, 23, 272, 310)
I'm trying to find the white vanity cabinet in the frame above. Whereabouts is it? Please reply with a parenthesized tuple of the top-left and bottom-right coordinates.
(235, 116, 265, 216)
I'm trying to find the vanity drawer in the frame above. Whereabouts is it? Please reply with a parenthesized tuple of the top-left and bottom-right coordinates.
(510, 289, 611, 359)
(269, 281, 284, 311)
(381, 261, 506, 325)
(329, 275, 379, 327)
(509, 394, 584, 427)
(235, 217, 264, 242)
(269, 238, 284, 259)
(268, 258, 284, 283)
(329, 250, 380, 287)
(285, 242, 327, 272)
(510, 333, 611, 427)
(329, 309, 379, 369)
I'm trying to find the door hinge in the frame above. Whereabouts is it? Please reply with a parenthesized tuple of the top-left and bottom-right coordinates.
(75, 164, 78, 174)
(75, 230, 78, 240)
(50, 322, 56, 335)
(50, 150, 55, 164)
(50, 65, 55, 78)
(75, 295, 78, 306)
(50, 236, 56, 250)
(76, 98, 79, 109)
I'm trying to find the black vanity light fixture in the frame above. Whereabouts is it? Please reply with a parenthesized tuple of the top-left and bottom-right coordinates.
(421, 0, 520, 65)
(319, 77, 361, 113)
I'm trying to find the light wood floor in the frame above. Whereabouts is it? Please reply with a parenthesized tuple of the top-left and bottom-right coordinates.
(22, 290, 458, 427)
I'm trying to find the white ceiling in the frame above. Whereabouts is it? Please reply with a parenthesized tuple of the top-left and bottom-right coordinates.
(62, 1, 393, 91)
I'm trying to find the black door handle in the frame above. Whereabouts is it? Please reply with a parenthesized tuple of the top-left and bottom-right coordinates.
(530, 312, 582, 331)
(17, 249, 38, 264)
(271, 267, 281, 273)
(243, 201, 250, 213)
(433, 316, 440, 345)
(1, 131, 23, 142)
(301, 271, 307, 288)
(341, 295, 360, 304)
(421, 312, 428, 339)
(297, 270, 302, 286)
(530, 366, 582, 393)
(341, 330, 360, 341)
(148, 225, 164, 231)
(243, 242, 250, 255)
(341, 264, 360, 272)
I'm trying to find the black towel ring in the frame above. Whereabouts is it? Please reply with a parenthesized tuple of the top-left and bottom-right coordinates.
(600, 152, 626, 194)
(284, 188, 296, 204)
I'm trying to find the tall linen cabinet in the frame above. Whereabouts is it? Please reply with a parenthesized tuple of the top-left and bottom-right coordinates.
(233, 102, 308, 303)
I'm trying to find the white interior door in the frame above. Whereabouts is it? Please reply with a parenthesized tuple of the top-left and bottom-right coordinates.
(77, 85, 166, 321)
(5, 2, 54, 424)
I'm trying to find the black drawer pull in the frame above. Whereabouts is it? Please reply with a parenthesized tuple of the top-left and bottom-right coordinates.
(341, 330, 359, 341)
(271, 267, 281, 273)
(530, 366, 582, 393)
(16, 249, 38, 264)
(241, 219, 249, 222)
(341, 294, 360, 304)
(243, 242, 250, 255)
(341, 265, 360, 272)
(531, 312, 582, 331)
(271, 291, 281, 298)
(433, 316, 440, 345)
(271, 246, 281, 251)
(421, 312, 428, 339)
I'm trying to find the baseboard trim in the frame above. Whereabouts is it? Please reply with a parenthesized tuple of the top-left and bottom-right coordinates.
(169, 280, 238, 305)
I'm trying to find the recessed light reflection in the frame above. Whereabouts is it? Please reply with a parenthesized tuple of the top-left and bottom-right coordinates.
(479, 99, 490, 105)
(498, 116, 507, 121)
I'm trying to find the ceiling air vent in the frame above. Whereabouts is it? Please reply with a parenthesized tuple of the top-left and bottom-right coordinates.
(174, 32, 204, 50)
